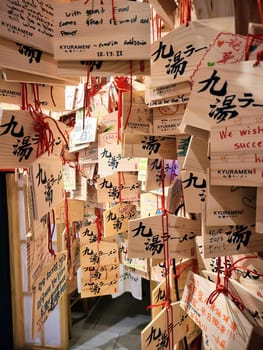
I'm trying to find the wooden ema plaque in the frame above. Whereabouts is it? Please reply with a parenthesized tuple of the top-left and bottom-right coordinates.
(205, 180, 256, 226)
(203, 223, 263, 258)
(181, 170, 206, 214)
(0, 79, 66, 112)
(145, 159, 178, 192)
(141, 301, 197, 349)
(210, 117, 263, 186)
(128, 213, 200, 259)
(96, 172, 141, 203)
(191, 32, 263, 84)
(27, 215, 51, 285)
(53, 0, 150, 61)
(81, 263, 120, 298)
(149, 17, 234, 89)
(183, 61, 263, 131)
(103, 203, 137, 237)
(0, 0, 54, 54)
(181, 272, 253, 350)
(114, 265, 142, 300)
(32, 251, 67, 339)
(0, 110, 66, 168)
(123, 134, 177, 160)
(30, 153, 64, 220)
(203, 270, 263, 329)
(80, 241, 119, 268)
(0, 37, 68, 82)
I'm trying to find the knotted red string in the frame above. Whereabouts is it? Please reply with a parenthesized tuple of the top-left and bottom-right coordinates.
(206, 256, 253, 310)
(146, 300, 170, 311)
(95, 212, 103, 243)
(114, 73, 132, 142)
(29, 105, 69, 158)
(29, 105, 55, 158)
(47, 210, 56, 258)
(180, 0, 191, 26)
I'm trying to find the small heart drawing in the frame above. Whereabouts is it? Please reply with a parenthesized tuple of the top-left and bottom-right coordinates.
(207, 62, 215, 67)
(217, 40, 224, 47)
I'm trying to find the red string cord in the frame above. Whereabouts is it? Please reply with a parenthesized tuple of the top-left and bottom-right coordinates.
(32, 83, 41, 112)
(83, 63, 91, 128)
(95, 211, 103, 243)
(29, 105, 68, 158)
(123, 61, 133, 131)
(258, 0, 263, 24)
(245, 34, 263, 66)
(114, 70, 133, 142)
(180, 0, 191, 26)
(206, 255, 260, 310)
(50, 86, 56, 107)
(111, 0, 116, 22)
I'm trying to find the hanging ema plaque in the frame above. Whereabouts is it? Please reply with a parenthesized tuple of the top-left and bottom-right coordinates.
(53, 0, 150, 61)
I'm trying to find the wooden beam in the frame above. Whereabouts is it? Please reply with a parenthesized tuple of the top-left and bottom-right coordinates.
(234, 0, 261, 35)
(150, 0, 177, 30)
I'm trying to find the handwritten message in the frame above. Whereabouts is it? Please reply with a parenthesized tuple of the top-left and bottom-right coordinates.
(181, 272, 253, 350)
(53, 0, 150, 60)
(203, 270, 263, 330)
(113, 264, 142, 300)
(210, 119, 263, 186)
(203, 224, 263, 257)
(32, 251, 67, 339)
(27, 215, 51, 284)
(0, 0, 54, 53)
(206, 181, 256, 226)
